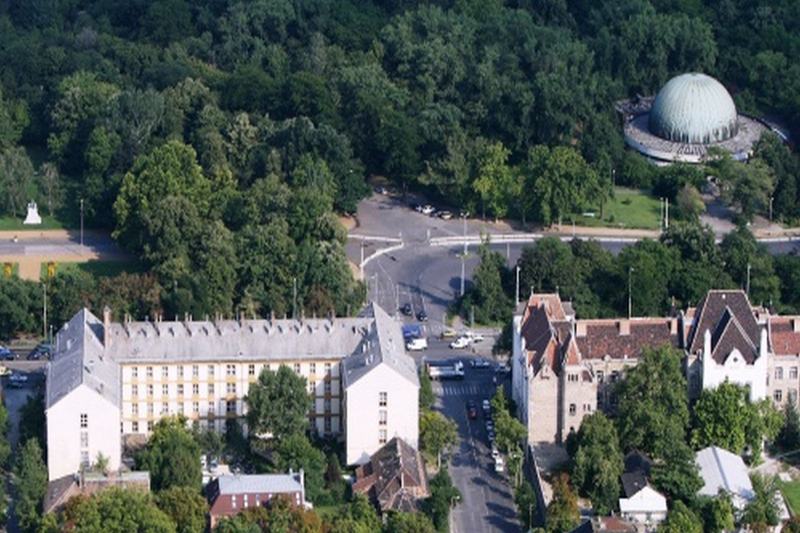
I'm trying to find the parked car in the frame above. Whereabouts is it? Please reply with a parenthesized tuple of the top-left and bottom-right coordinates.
(441, 327, 458, 338)
(400, 303, 413, 316)
(0, 346, 13, 360)
(8, 373, 28, 387)
(485, 420, 494, 432)
(459, 210, 470, 218)
(491, 446, 501, 460)
(0, 365, 10, 377)
(465, 331, 485, 342)
(466, 401, 478, 419)
(495, 364, 511, 375)
(421, 205, 435, 215)
(413, 204, 424, 212)
(416, 310, 428, 322)
(482, 399, 491, 414)
(470, 359, 492, 369)
(494, 456, 505, 473)
(488, 430, 496, 443)
(438, 210, 453, 220)
(449, 336, 471, 349)
(406, 337, 428, 351)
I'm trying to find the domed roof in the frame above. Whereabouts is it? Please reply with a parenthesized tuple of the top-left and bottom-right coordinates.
(648, 73, 738, 144)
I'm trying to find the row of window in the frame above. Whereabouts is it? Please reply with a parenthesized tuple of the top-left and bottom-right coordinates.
(595, 370, 621, 384)
(129, 398, 336, 418)
(775, 367, 800, 380)
(129, 414, 337, 435)
(230, 491, 300, 510)
(130, 362, 334, 380)
(774, 389, 798, 404)
(568, 403, 593, 416)
(131, 379, 334, 399)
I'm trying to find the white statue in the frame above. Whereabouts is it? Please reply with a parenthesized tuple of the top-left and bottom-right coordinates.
(23, 201, 42, 225)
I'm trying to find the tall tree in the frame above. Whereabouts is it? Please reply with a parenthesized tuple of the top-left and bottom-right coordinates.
(615, 346, 689, 459)
(14, 439, 48, 533)
(546, 474, 579, 533)
(61, 487, 176, 532)
(419, 410, 458, 469)
(0, 146, 35, 217)
(742, 474, 780, 531)
(272, 434, 327, 503)
(155, 486, 208, 533)
(526, 145, 602, 226)
(246, 364, 310, 441)
(658, 500, 703, 533)
(135, 416, 202, 492)
(113, 140, 212, 253)
(472, 141, 516, 219)
(571, 412, 623, 514)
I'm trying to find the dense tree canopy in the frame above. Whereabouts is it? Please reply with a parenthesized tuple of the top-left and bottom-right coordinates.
(134, 416, 202, 492)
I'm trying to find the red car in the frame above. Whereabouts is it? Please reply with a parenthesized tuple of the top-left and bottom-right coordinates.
(467, 401, 478, 419)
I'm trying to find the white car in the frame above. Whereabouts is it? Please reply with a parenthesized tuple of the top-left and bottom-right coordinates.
(406, 338, 428, 351)
(421, 205, 435, 215)
(491, 446, 501, 460)
(0, 365, 9, 376)
(449, 336, 471, 349)
(8, 373, 28, 387)
(465, 331, 485, 342)
(494, 456, 505, 473)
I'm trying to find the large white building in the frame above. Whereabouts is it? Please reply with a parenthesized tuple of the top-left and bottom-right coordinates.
(46, 303, 419, 481)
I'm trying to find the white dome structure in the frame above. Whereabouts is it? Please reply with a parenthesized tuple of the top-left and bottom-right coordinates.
(619, 72, 767, 164)
(648, 73, 738, 144)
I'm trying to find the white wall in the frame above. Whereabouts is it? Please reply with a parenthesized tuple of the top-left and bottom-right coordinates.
(345, 363, 419, 465)
(511, 315, 528, 427)
(46, 385, 121, 481)
(702, 347, 767, 401)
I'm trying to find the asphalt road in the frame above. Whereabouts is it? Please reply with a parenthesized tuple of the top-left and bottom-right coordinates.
(431, 362, 520, 533)
(0, 231, 121, 256)
(351, 194, 800, 333)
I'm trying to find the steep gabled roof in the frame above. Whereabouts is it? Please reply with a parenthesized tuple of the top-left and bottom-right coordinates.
(46, 309, 119, 409)
(710, 308, 757, 364)
(342, 303, 419, 389)
(353, 437, 429, 512)
(688, 290, 759, 355)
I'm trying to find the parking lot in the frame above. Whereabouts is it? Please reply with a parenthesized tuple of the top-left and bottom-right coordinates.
(433, 363, 520, 533)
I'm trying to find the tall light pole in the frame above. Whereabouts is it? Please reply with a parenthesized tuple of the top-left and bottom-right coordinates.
(627, 266, 634, 319)
(746, 263, 751, 296)
(515, 265, 521, 306)
(80, 198, 84, 248)
(42, 282, 47, 340)
(770, 196, 774, 223)
(460, 254, 466, 297)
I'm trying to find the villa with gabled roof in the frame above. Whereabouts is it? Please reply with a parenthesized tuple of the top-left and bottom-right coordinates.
(512, 289, 793, 446)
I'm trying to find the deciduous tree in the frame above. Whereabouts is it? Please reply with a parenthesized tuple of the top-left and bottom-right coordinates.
(570, 412, 623, 514)
(420, 410, 458, 469)
(156, 486, 208, 533)
(15, 439, 48, 533)
(135, 416, 202, 492)
(246, 364, 310, 441)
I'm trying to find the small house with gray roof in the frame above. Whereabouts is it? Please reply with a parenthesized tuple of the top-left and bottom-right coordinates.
(46, 303, 419, 481)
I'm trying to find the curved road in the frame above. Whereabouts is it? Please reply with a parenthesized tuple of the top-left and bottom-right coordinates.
(350, 195, 800, 334)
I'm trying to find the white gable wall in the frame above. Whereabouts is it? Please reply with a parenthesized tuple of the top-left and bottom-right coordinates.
(344, 363, 418, 465)
(46, 384, 121, 481)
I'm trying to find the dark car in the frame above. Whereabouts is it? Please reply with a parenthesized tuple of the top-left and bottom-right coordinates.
(400, 303, 413, 316)
(28, 343, 52, 361)
(466, 400, 478, 419)
(416, 310, 428, 322)
(0, 347, 13, 360)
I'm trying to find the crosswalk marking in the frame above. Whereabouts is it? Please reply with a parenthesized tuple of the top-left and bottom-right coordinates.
(432, 383, 491, 397)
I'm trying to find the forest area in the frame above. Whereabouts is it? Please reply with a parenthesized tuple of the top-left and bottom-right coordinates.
(0, 0, 799, 334)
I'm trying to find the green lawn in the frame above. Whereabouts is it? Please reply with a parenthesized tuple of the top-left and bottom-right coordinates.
(41, 260, 144, 279)
(781, 480, 800, 515)
(0, 215, 68, 231)
(572, 187, 663, 230)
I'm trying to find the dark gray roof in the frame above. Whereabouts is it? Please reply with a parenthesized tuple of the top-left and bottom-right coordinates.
(47, 304, 413, 409)
(687, 290, 760, 363)
(342, 303, 419, 389)
(46, 309, 120, 409)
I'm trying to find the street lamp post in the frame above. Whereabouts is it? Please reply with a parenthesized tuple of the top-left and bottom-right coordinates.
(42, 282, 47, 340)
(80, 198, 84, 248)
(515, 265, 521, 306)
(770, 196, 774, 222)
(627, 267, 634, 319)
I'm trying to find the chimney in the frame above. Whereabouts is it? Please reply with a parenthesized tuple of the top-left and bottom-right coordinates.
(103, 306, 112, 349)
(703, 328, 711, 357)
(670, 318, 679, 335)
(760, 327, 768, 358)
(618, 320, 630, 336)
(576, 322, 587, 337)
(793, 319, 800, 333)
